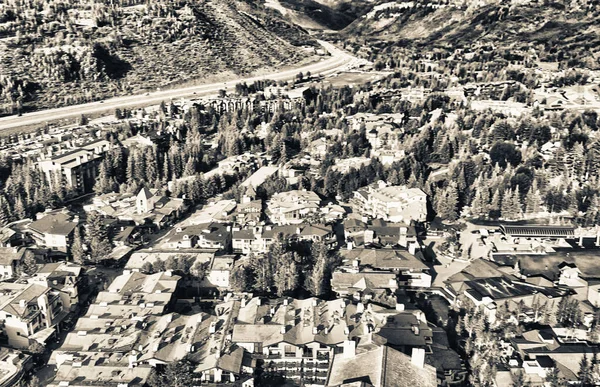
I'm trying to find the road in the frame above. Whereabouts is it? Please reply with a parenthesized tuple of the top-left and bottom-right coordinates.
(0, 40, 358, 131)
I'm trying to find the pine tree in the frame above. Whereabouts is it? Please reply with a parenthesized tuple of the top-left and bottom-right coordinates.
(579, 353, 591, 387)
(86, 212, 112, 262)
(0, 195, 12, 226)
(307, 242, 327, 296)
(22, 250, 38, 276)
(249, 253, 274, 293)
(274, 252, 298, 296)
(94, 160, 113, 194)
(71, 226, 85, 264)
(525, 180, 543, 214)
(437, 182, 459, 221)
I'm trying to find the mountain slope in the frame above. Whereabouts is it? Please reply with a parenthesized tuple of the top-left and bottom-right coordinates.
(342, 1, 600, 69)
(0, 0, 317, 114)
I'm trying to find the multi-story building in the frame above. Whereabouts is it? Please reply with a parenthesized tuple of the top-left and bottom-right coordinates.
(38, 139, 111, 193)
(0, 247, 27, 280)
(27, 212, 78, 253)
(27, 262, 83, 312)
(0, 282, 68, 348)
(353, 182, 428, 223)
(266, 190, 321, 225)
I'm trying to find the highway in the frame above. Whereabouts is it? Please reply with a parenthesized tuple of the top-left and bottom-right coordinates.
(0, 40, 358, 131)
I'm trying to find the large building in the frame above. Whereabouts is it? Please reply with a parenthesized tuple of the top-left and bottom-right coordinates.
(266, 190, 321, 225)
(27, 212, 78, 253)
(353, 182, 428, 223)
(0, 282, 70, 348)
(38, 139, 111, 193)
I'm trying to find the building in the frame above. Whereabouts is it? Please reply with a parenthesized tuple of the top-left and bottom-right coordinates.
(27, 262, 83, 312)
(205, 256, 235, 289)
(232, 224, 332, 255)
(0, 282, 69, 348)
(0, 348, 32, 387)
(266, 190, 321, 225)
(339, 248, 431, 288)
(38, 139, 111, 193)
(164, 223, 231, 251)
(27, 212, 78, 253)
(232, 297, 358, 385)
(326, 344, 437, 387)
(353, 182, 428, 223)
(0, 247, 27, 280)
(331, 271, 399, 298)
(135, 187, 188, 229)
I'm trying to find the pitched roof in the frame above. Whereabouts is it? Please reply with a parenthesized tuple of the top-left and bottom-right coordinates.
(341, 249, 428, 271)
(137, 187, 153, 200)
(29, 213, 77, 236)
(0, 247, 26, 266)
(326, 345, 437, 387)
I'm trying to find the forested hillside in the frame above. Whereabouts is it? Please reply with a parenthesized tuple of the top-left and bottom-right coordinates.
(0, 0, 317, 115)
(342, 0, 600, 71)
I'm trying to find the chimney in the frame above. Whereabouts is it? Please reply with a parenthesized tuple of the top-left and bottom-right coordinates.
(283, 298, 289, 306)
(396, 303, 405, 311)
(408, 243, 417, 256)
(411, 347, 425, 369)
(256, 298, 261, 306)
(312, 327, 318, 335)
(312, 299, 318, 307)
(165, 270, 172, 277)
(347, 241, 353, 250)
(19, 299, 26, 308)
(412, 325, 420, 336)
(343, 340, 356, 358)
(280, 326, 286, 334)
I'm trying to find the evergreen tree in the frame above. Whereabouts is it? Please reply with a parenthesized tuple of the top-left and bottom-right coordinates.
(579, 353, 591, 387)
(437, 181, 459, 221)
(249, 252, 274, 293)
(545, 367, 562, 387)
(230, 264, 250, 292)
(71, 226, 85, 264)
(86, 212, 112, 262)
(22, 250, 38, 276)
(274, 252, 299, 296)
(525, 180, 543, 214)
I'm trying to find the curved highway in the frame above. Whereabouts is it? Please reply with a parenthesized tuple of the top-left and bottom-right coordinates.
(0, 40, 357, 131)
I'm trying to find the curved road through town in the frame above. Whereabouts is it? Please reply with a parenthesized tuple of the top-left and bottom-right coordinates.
(0, 40, 357, 131)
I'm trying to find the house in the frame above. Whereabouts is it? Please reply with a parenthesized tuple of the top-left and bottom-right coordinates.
(134, 187, 188, 229)
(0, 348, 32, 387)
(27, 212, 78, 253)
(231, 297, 359, 385)
(353, 182, 428, 223)
(27, 262, 83, 312)
(0, 226, 19, 247)
(205, 256, 235, 289)
(364, 219, 418, 247)
(339, 248, 431, 288)
(47, 364, 153, 387)
(309, 137, 329, 158)
(267, 190, 321, 225)
(85, 271, 181, 318)
(196, 223, 232, 251)
(0, 247, 27, 280)
(234, 199, 262, 225)
(326, 344, 437, 387)
(0, 282, 68, 348)
(331, 271, 399, 298)
(458, 277, 570, 325)
(232, 224, 331, 255)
